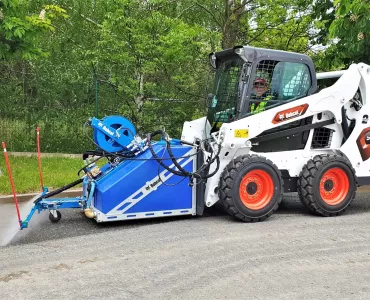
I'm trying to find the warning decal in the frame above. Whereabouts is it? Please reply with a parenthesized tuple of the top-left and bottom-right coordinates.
(234, 129, 249, 138)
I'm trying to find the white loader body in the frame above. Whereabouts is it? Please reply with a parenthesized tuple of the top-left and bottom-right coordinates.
(182, 63, 370, 208)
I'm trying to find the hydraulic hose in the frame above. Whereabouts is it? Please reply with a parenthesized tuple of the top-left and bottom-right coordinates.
(341, 107, 349, 142)
(146, 130, 221, 180)
(146, 130, 186, 177)
(34, 178, 84, 204)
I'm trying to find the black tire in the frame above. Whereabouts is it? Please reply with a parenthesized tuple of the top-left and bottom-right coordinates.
(218, 155, 283, 222)
(49, 210, 62, 223)
(297, 154, 357, 217)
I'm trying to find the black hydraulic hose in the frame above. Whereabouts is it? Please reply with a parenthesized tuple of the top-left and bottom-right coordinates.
(341, 107, 349, 142)
(146, 130, 186, 177)
(205, 157, 220, 178)
(146, 130, 221, 180)
(165, 138, 201, 178)
(195, 141, 221, 179)
(182, 139, 220, 179)
(34, 178, 84, 204)
(178, 139, 196, 146)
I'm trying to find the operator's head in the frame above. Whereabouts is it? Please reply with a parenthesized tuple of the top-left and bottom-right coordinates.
(253, 77, 269, 97)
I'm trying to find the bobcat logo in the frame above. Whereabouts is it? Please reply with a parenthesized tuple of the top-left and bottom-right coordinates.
(272, 104, 309, 124)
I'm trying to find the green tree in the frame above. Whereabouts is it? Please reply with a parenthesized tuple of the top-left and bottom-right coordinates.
(0, 0, 67, 59)
(0, 0, 335, 152)
(330, 0, 370, 63)
(312, 0, 369, 69)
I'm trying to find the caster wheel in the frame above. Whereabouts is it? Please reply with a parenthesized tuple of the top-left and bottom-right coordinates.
(49, 211, 62, 223)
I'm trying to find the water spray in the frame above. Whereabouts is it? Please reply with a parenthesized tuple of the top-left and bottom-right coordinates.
(2, 142, 22, 229)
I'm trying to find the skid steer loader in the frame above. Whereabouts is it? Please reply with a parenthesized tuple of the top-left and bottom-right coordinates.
(180, 45, 369, 222)
(9, 45, 370, 228)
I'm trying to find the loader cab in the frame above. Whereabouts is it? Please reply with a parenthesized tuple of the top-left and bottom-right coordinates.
(207, 46, 317, 133)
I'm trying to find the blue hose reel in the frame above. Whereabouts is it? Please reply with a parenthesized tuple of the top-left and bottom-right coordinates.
(90, 115, 137, 152)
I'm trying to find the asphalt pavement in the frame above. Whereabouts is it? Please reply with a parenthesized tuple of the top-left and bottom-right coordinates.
(1, 192, 370, 299)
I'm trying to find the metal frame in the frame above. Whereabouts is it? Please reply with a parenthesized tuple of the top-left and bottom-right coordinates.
(21, 189, 88, 229)
(239, 46, 317, 118)
(208, 45, 319, 127)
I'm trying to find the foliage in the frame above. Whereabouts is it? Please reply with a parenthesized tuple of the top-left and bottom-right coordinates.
(312, 0, 369, 69)
(1, 0, 364, 153)
(247, 0, 315, 53)
(0, 0, 67, 60)
(330, 0, 370, 63)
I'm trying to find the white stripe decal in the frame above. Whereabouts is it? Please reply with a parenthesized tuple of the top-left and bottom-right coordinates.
(107, 149, 194, 214)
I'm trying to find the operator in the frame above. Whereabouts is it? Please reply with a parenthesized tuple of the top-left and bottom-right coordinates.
(250, 77, 274, 114)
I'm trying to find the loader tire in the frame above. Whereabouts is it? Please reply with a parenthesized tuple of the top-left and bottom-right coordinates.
(297, 154, 357, 217)
(219, 155, 283, 222)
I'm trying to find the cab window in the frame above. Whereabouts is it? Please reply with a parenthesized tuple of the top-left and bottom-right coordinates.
(273, 62, 311, 100)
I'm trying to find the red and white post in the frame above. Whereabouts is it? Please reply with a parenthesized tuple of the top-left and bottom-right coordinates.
(2, 142, 22, 227)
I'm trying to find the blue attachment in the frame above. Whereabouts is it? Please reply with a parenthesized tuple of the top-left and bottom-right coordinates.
(21, 137, 196, 227)
(21, 205, 37, 229)
(169, 138, 182, 145)
(91, 115, 136, 152)
(21, 188, 49, 229)
(86, 181, 96, 208)
(94, 143, 195, 216)
(21, 191, 88, 229)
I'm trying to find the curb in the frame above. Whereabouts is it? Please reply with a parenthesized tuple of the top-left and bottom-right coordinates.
(0, 189, 83, 204)
(7, 152, 82, 158)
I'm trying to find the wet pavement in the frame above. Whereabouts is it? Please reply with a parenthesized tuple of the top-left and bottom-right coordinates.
(0, 200, 35, 246)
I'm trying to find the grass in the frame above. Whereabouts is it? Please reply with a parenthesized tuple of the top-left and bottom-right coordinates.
(0, 116, 95, 153)
(0, 155, 107, 195)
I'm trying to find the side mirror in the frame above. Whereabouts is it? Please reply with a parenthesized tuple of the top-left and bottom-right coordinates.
(209, 53, 216, 69)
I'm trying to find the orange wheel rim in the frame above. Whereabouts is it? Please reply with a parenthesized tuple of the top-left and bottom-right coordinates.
(319, 167, 349, 205)
(239, 170, 274, 210)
